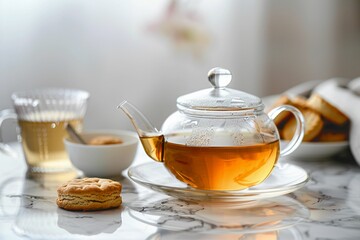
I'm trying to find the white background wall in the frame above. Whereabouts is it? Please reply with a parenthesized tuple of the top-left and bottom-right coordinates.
(1, 0, 360, 141)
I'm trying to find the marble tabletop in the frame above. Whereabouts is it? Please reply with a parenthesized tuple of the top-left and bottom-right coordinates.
(1, 143, 360, 240)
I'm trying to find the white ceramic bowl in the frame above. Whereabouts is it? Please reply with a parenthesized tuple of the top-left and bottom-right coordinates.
(264, 95, 350, 160)
(64, 130, 138, 177)
(281, 140, 349, 160)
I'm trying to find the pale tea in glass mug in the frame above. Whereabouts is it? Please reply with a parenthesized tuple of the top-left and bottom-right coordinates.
(0, 89, 89, 172)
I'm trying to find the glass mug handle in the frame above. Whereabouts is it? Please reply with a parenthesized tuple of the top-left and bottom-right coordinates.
(0, 109, 18, 157)
(268, 105, 305, 157)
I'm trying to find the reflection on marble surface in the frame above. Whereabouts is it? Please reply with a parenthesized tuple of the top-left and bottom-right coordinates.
(1, 144, 360, 239)
(127, 193, 309, 233)
(147, 227, 303, 240)
(0, 168, 144, 239)
(348, 174, 360, 215)
(289, 157, 360, 240)
(57, 207, 123, 235)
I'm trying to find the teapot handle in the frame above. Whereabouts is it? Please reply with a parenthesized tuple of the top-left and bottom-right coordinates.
(268, 105, 305, 157)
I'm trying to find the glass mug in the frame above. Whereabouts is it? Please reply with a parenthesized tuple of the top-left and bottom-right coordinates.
(0, 89, 89, 172)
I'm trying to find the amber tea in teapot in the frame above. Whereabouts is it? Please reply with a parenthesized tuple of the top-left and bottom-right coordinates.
(141, 132, 280, 190)
(120, 67, 304, 191)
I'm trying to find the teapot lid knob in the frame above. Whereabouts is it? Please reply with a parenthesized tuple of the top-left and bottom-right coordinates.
(208, 67, 232, 88)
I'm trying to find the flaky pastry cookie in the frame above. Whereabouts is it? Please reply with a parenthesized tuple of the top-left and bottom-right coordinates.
(306, 94, 349, 125)
(269, 95, 293, 126)
(57, 178, 122, 211)
(282, 108, 324, 142)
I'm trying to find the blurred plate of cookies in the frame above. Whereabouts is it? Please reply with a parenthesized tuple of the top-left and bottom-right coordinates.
(264, 93, 350, 160)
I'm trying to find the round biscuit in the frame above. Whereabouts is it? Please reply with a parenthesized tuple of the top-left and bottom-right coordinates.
(269, 95, 292, 126)
(291, 96, 308, 109)
(282, 108, 323, 142)
(306, 94, 349, 125)
(318, 130, 348, 142)
(56, 178, 122, 211)
(317, 121, 350, 142)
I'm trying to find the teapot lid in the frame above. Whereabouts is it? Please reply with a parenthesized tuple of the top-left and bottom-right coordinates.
(177, 68, 263, 112)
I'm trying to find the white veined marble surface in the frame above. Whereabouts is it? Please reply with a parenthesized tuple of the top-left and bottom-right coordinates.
(0, 143, 360, 240)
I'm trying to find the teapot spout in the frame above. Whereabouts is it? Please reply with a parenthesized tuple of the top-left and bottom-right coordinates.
(118, 100, 160, 137)
(118, 101, 164, 162)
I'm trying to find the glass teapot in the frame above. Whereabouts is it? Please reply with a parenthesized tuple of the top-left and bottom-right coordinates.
(119, 68, 304, 191)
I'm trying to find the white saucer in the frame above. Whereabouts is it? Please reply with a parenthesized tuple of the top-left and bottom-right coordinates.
(128, 162, 309, 202)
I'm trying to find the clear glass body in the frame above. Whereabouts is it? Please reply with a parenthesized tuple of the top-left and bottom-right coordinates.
(162, 110, 280, 147)
(120, 100, 304, 191)
(156, 110, 281, 190)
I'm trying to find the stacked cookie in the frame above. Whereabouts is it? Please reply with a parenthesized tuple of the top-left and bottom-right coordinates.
(270, 93, 350, 142)
(57, 178, 122, 211)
